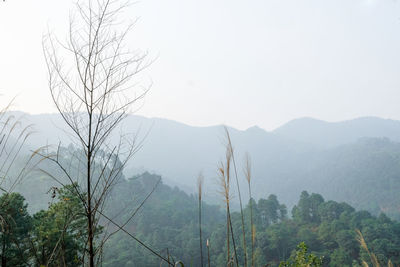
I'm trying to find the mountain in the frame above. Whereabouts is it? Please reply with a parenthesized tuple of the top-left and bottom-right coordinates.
(9, 112, 400, 219)
(273, 116, 400, 148)
(304, 138, 400, 219)
(12, 112, 311, 195)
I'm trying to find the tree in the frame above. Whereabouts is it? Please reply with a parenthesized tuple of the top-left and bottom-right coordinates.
(30, 184, 88, 266)
(0, 193, 32, 267)
(42, 0, 152, 265)
(292, 191, 324, 224)
(279, 242, 322, 267)
(257, 194, 287, 227)
(330, 247, 353, 267)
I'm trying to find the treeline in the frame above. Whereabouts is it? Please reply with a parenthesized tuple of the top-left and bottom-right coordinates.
(2, 172, 400, 266)
(101, 173, 400, 267)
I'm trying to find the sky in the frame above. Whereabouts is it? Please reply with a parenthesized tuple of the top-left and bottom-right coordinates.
(0, 0, 399, 131)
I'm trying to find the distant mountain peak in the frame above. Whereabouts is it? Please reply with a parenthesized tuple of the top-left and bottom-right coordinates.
(246, 125, 266, 132)
(273, 116, 400, 148)
(279, 116, 400, 128)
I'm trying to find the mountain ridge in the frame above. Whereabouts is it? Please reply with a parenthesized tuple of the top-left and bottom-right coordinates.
(274, 116, 400, 147)
(7, 111, 400, 219)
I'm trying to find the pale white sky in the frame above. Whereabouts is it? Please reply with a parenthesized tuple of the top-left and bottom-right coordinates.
(0, 0, 399, 130)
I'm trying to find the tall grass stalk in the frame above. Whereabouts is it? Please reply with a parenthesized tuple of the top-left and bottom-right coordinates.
(244, 153, 255, 267)
(218, 145, 238, 267)
(356, 229, 393, 267)
(224, 127, 248, 267)
(218, 163, 231, 264)
(228, 207, 239, 267)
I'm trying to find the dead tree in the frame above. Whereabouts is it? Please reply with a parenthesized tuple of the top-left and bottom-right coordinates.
(42, 0, 151, 265)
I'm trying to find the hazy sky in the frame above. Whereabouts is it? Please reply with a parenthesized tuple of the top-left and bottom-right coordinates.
(0, 0, 399, 130)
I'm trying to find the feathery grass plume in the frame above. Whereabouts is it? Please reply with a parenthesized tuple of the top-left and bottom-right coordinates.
(198, 173, 204, 267)
(0, 114, 35, 194)
(0, 102, 38, 209)
(224, 126, 248, 267)
(0, 102, 42, 266)
(217, 146, 239, 267)
(218, 162, 231, 264)
(244, 153, 255, 267)
(356, 229, 381, 267)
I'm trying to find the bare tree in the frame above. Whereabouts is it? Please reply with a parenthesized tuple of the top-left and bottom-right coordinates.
(42, 0, 153, 265)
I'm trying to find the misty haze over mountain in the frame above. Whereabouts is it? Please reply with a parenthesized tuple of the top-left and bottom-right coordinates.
(11, 111, 400, 219)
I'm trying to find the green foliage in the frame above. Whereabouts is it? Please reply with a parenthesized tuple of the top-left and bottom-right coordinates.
(30, 184, 88, 266)
(102, 175, 400, 267)
(0, 193, 32, 266)
(279, 242, 322, 267)
(103, 172, 224, 266)
(257, 194, 287, 227)
(292, 192, 324, 224)
(1, 172, 400, 267)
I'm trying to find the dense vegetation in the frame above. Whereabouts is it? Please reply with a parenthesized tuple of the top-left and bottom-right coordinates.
(2, 161, 400, 266)
(101, 173, 400, 266)
(0, 186, 87, 266)
(0, 139, 397, 267)
(6, 171, 392, 267)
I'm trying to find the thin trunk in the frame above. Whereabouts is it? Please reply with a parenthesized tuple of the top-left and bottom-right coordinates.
(62, 241, 66, 267)
(87, 110, 94, 267)
(41, 245, 45, 266)
(87, 152, 94, 267)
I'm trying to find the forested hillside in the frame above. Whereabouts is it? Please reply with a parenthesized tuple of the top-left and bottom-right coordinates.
(10, 112, 400, 220)
(302, 138, 400, 219)
(101, 173, 400, 266)
(8, 172, 399, 266)
(5, 115, 400, 266)
(0, 115, 399, 266)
